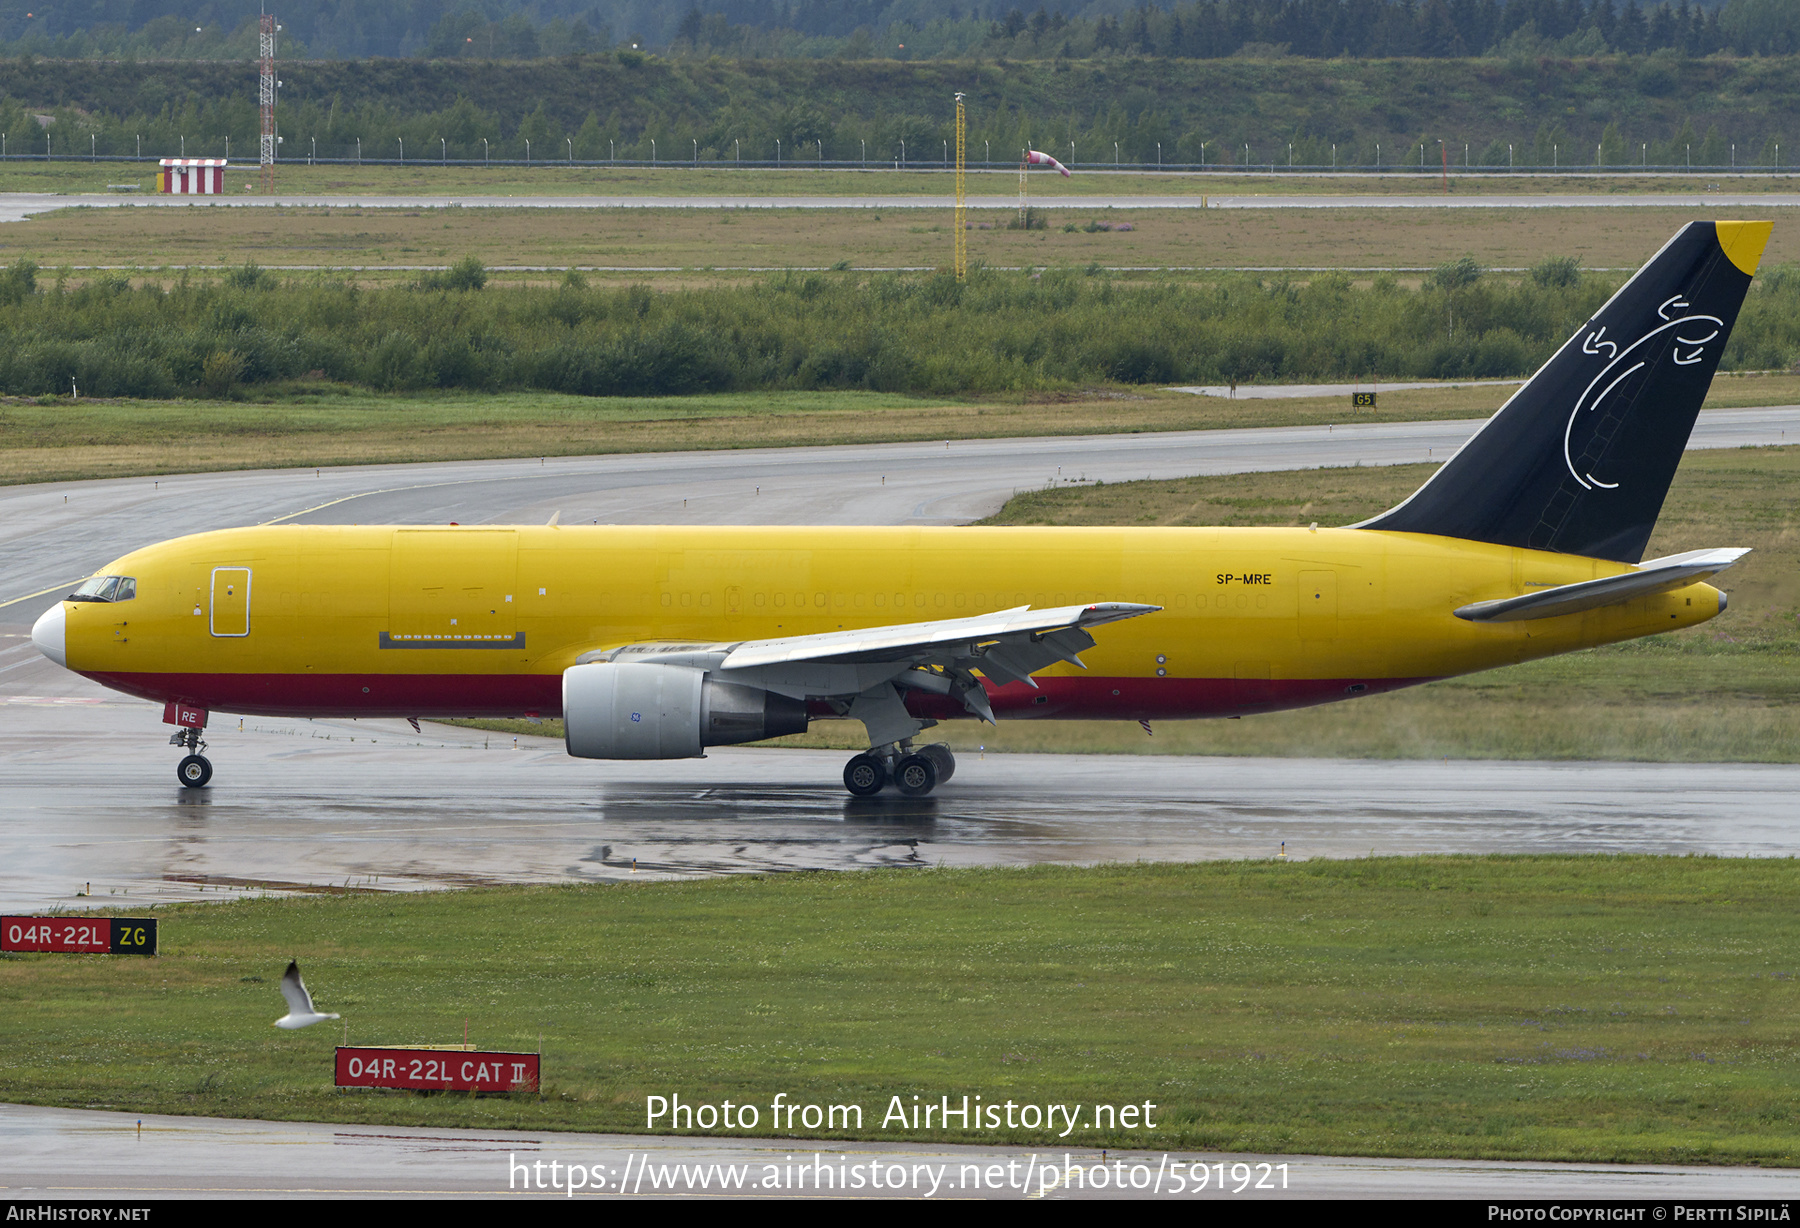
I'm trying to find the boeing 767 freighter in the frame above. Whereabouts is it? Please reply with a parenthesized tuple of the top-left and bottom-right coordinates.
(31, 221, 1769, 796)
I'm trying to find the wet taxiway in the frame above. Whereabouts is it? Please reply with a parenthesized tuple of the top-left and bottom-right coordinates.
(4, 654, 1800, 911)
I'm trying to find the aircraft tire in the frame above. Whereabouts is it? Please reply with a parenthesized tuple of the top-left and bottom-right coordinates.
(843, 754, 887, 796)
(177, 754, 213, 789)
(921, 743, 955, 783)
(893, 753, 937, 797)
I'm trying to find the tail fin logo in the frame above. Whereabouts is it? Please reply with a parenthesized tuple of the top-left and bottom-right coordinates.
(1564, 308, 1723, 492)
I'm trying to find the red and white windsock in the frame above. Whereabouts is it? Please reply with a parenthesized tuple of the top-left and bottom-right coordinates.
(1025, 149, 1071, 177)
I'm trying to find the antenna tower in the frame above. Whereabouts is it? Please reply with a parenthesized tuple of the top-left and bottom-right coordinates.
(953, 93, 967, 283)
(259, 13, 276, 193)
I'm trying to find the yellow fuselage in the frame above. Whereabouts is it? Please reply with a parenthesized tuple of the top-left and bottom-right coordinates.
(62, 523, 1723, 721)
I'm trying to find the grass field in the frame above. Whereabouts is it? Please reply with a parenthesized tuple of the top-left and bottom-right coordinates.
(9, 199, 1800, 278)
(0, 382, 1540, 485)
(7, 857, 1800, 1163)
(3, 366, 1795, 488)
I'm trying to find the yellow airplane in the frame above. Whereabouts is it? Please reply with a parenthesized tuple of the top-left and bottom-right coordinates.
(30, 221, 1768, 797)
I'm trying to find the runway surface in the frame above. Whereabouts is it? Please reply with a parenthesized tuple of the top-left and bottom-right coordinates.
(4, 191, 1800, 222)
(6, 687, 1800, 911)
(4, 408, 1800, 911)
(6, 1104, 1796, 1200)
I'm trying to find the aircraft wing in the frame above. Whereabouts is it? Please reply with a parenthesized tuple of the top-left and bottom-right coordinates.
(580, 602, 1160, 743)
(1454, 547, 1748, 623)
(720, 602, 1154, 671)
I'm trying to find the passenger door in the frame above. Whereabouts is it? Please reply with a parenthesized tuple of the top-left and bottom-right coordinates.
(210, 567, 251, 637)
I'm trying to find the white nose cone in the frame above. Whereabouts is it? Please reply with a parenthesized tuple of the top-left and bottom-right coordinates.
(31, 603, 66, 669)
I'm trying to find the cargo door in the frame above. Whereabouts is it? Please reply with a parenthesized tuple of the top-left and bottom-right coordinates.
(210, 567, 251, 637)
(386, 530, 520, 648)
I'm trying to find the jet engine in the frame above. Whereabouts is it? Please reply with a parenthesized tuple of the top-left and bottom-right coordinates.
(562, 661, 808, 759)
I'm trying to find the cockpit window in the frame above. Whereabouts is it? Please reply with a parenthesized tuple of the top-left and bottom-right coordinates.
(68, 576, 135, 602)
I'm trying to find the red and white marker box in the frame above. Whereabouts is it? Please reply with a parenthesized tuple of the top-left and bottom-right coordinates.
(336, 1047, 539, 1092)
(162, 702, 207, 729)
(2, 916, 157, 954)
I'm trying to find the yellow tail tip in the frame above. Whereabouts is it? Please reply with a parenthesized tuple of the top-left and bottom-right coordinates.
(1716, 220, 1773, 275)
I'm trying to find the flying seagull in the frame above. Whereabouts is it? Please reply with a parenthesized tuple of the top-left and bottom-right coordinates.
(274, 960, 340, 1029)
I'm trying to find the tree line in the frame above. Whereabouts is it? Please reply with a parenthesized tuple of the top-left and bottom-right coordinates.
(0, 50, 1789, 169)
(0, 0, 1793, 61)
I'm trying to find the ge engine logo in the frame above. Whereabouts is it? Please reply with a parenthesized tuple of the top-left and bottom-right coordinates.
(630, 712, 642, 722)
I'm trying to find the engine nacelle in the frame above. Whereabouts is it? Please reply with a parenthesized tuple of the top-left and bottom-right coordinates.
(562, 662, 808, 760)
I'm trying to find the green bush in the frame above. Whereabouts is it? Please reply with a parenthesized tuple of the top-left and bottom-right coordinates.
(0, 263, 1790, 400)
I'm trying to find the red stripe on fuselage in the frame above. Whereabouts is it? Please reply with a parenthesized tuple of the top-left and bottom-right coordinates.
(80, 671, 1435, 721)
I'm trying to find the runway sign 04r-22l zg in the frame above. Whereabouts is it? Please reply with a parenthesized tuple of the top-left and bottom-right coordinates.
(2, 916, 157, 954)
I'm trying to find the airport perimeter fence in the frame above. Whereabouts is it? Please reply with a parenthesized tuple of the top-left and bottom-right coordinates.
(6, 151, 1800, 176)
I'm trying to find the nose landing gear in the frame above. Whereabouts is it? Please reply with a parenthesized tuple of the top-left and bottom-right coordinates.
(163, 702, 213, 788)
(842, 741, 954, 797)
(170, 727, 212, 788)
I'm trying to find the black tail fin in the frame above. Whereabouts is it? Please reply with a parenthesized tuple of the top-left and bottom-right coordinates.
(1358, 221, 1770, 563)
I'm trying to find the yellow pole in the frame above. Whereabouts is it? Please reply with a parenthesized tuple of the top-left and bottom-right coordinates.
(1019, 145, 1028, 228)
(954, 93, 967, 283)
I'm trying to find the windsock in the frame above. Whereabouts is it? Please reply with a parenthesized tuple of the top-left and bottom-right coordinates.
(1026, 149, 1071, 177)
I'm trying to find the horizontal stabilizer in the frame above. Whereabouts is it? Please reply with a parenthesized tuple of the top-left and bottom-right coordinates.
(1454, 547, 1748, 622)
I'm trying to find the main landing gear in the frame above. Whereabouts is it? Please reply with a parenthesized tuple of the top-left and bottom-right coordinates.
(843, 741, 955, 797)
(171, 726, 212, 788)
